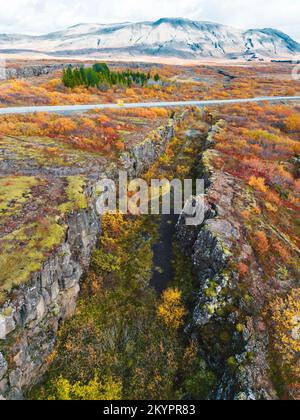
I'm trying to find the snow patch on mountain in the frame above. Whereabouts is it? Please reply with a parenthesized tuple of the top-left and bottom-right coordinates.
(0, 18, 299, 61)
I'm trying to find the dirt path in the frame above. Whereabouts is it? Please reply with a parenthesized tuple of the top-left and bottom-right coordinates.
(150, 213, 178, 293)
(149, 123, 208, 293)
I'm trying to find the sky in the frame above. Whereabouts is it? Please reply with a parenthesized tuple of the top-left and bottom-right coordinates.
(0, 0, 299, 41)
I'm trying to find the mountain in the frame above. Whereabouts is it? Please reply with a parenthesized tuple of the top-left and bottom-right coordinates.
(1, 18, 300, 61)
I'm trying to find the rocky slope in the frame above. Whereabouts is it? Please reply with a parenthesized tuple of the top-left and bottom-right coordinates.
(176, 121, 278, 400)
(1, 18, 300, 61)
(0, 117, 176, 399)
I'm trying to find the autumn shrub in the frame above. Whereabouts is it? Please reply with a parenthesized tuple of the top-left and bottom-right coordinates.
(237, 262, 249, 277)
(47, 375, 122, 400)
(48, 117, 77, 135)
(254, 230, 270, 255)
(157, 288, 186, 331)
(268, 289, 300, 387)
(249, 176, 268, 193)
(285, 114, 300, 132)
(91, 249, 122, 273)
(273, 241, 291, 264)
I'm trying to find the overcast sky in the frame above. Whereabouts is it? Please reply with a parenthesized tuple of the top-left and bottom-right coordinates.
(0, 0, 299, 41)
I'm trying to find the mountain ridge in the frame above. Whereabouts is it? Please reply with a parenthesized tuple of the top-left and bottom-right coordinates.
(1, 18, 299, 61)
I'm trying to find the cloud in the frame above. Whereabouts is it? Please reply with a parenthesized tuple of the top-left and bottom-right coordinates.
(0, 0, 299, 41)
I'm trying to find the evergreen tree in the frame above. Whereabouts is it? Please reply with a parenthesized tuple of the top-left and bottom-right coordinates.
(62, 62, 159, 90)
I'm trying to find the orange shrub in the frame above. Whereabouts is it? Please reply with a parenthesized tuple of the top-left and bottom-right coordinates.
(273, 241, 291, 263)
(254, 230, 270, 255)
(49, 118, 77, 135)
(249, 176, 268, 193)
(153, 108, 169, 118)
(265, 190, 281, 205)
(97, 115, 110, 124)
(237, 262, 249, 277)
(285, 114, 300, 132)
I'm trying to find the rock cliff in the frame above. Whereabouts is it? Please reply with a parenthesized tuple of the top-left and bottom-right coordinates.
(0, 116, 176, 399)
(176, 122, 278, 400)
(5, 64, 70, 80)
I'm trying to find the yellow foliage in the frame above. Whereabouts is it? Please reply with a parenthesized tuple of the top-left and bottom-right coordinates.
(249, 176, 268, 193)
(97, 115, 110, 124)
(153, 108, 170, 118)
(265, 202, 278, 213)
(285, 114, 300, 132)
(49, 118, 77, 134)
(49, 374, 122, 400)
(125, 88, 136, 97)
(157, 288, 186, 331)
(269, 289, 300, 381)
(265, 189, 281, 205)
(100, 212, 127, 239)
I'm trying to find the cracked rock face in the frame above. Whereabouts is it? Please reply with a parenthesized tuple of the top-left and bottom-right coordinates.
(0, 117, 176, 400)
(176, 123, 278, 401)
(120, 122, 175, 177)
(0, 209, 99, 399)
(0, 353, 8, 381)
(6, 64, 71, 80)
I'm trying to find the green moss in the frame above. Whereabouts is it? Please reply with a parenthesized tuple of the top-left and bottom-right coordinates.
(1, 307, 13, 317)
(216, 307, 225, 317)
(204, 287, 218, 298)
(0, 217, 66, 292)
(59, 176, 88, 214)
(243, 294, 253, 305)
(277, 265, 289, 281)
(0, 176, 38, 215)
(227, 356, 239, 372)
(206, 304, 216, 315)
(204, 280, 219, 298)
(236, 323, 244, 333)
(0, 136, 104, 169)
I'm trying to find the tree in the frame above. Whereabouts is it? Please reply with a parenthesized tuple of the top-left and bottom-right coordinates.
(93, 63, 110, 75)
(157, 288, 186, 331)
(61, 63, 156, 90)
(79, 66, 87, 85)
(63, 66, 75, 88)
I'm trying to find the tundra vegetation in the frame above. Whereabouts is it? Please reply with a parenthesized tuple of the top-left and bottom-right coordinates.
(0, 62, 299, 399)
(30, 117, 217, 400)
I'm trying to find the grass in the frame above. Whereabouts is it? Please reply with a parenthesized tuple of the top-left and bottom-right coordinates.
(0, 176, 38, 215)
(59, 176, 88, 214)
(0, 175, 88, 294)
(0, 217, 66, 292)
(0, 136, 105, 168)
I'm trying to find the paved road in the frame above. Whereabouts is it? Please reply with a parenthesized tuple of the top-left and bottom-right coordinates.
(0, 96, 300, 115)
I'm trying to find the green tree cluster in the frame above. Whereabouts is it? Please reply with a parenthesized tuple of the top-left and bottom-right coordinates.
(62, 63, 160, 89)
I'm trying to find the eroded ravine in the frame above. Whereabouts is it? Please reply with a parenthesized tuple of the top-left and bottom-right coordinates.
(28, 110, 217, 400)
(151, 123, 208, 294)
